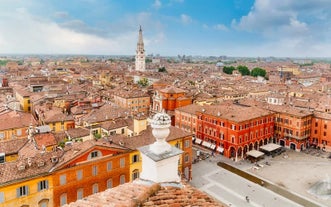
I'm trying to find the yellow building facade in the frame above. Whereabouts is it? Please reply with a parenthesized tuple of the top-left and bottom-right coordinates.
(0, 175, 53, 207)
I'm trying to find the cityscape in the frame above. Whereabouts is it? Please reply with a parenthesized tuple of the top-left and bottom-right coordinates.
(1, 1, 331, 207)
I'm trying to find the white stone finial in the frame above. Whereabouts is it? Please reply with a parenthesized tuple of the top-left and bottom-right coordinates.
(150, 112, 171, 154)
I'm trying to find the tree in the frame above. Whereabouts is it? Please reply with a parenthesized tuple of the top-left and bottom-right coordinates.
(137, 77, 149, 87)
(223, 66, 236, 74)
(158, 67, 167, 72)
(251, 67, 266, 77)
(237, 65, 250, 76)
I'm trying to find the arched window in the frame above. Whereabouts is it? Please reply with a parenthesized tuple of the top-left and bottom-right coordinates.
(107, 178, 113, 189)
(132, 169, 140, 180)
(60, 193, 67, 206)
(120, 175, 126, 184)
(77, 188, 83, 200)
(92, 183, 99, 194)
(38, 199, 49, 207)
(88, 150, 102, 160)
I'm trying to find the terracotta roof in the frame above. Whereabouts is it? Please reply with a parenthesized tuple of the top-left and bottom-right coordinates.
(0, 142, 60, 186)
(109, 126, 192, 150)
(66, 128, 90, 139)
(64, 179, 226, 207)
(34, 133, 57, 148)
(159, 86, 186, 94)
(0, 110, 37, 131)
(100, 119, 128, 131)
(0, 139, 29, 155)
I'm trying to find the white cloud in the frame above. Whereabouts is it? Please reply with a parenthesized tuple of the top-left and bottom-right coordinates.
(180, 14, 192, 24)
(230, 0, 331, 56)
(53, 11, 69, 19)
(153, 0, 162, 9)
(213, 24, 228, 31)
(0, 10, 136, 55)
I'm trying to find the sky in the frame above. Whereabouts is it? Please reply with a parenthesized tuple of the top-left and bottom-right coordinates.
(0, 0, 331, 57)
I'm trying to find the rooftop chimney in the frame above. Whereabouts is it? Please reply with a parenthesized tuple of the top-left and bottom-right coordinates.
(138, 112, 182, 183)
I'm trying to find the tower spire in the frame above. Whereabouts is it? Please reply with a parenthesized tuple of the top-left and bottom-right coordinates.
(135, 25, 146, 71)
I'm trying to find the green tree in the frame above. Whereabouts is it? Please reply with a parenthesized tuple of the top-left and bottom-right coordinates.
(137, 77, 149, 87)
(251, 67, 266, 77)
(158, 67, 167, 72)
(94, 133, 102, 140)
(237, 65, 250, 76)
(223, 66, 236, 74)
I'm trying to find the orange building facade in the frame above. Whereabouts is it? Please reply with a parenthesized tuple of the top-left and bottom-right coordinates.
(152, 86, 192, 125)
(311, 111, 331, 151)
(52, 144, 130, 206)
(271, 107, 312, 151)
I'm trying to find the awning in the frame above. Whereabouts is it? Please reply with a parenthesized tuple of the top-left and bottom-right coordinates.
(259, 143, 282, 152)
(210, 144, 216, 149)
(195, 138, 202, 144)
(246, 150, 264, 158)
(216, 146, 224, 153)
(202, 141, 211, 147)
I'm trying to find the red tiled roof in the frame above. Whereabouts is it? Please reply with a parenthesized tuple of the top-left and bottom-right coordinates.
(0, 110, 37, 131)
(65, 179, 226, 207)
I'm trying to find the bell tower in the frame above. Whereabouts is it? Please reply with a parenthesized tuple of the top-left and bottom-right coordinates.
(135, 25, 146, 72)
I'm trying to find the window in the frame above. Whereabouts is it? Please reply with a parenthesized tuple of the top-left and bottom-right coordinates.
(0, 153, 4, 163)
(17, 129, 22, 136)
(0, 192, 4, 203)
(60, 174, 66, 185)
(38, 199, 49, 207)
(38, 180, 49, 191)
(184, 154, 189, 163)
(92, 183, 99, 194)
(120, 158, 125, 168)
(324, 132, 327, 136)
(0, 132, 4, 139)
(91, 151, 98, 158)
(121, 128, 125, 134)
(76, 170, 83, 180)
(60, 193, 67, 206)
(184, 140, 190, 148)
(92, 166, 98, 176)
(132, 155, 139, 163)
(17, 186, 29, 197)
(220, 133, 224, 140)
(175, 142, 180, 149)
(132, 169, 140, 180)
(107, 179, 113, 189)
(120, 175, 126, 184)
(107, 161, 112, 171)
(77, 188, 84, 200)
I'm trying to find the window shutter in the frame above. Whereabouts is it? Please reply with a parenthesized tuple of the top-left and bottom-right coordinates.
(37, 182, 41, 191)
(46, 180, 49, 189)
(26, 186, 29, 195)
(16, 188, 20, 198)
(0, 192, 4, 203)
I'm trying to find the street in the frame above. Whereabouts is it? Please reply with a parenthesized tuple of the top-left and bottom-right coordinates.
(189, 149, 310, 207)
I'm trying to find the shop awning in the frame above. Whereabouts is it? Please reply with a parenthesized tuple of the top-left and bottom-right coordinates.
(216, 146, 224, 153)
(246, 150, 264, 158)
(195, 138, 202, 144)
(259, 143, 282, 152)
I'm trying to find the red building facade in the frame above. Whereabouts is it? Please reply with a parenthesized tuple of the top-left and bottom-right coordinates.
(176, 103, 275, 160)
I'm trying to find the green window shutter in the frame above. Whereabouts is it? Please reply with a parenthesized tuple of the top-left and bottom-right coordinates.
(16, 188, 20, 198)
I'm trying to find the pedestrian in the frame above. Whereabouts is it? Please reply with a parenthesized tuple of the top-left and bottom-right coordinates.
(245, 196, 249, 202)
